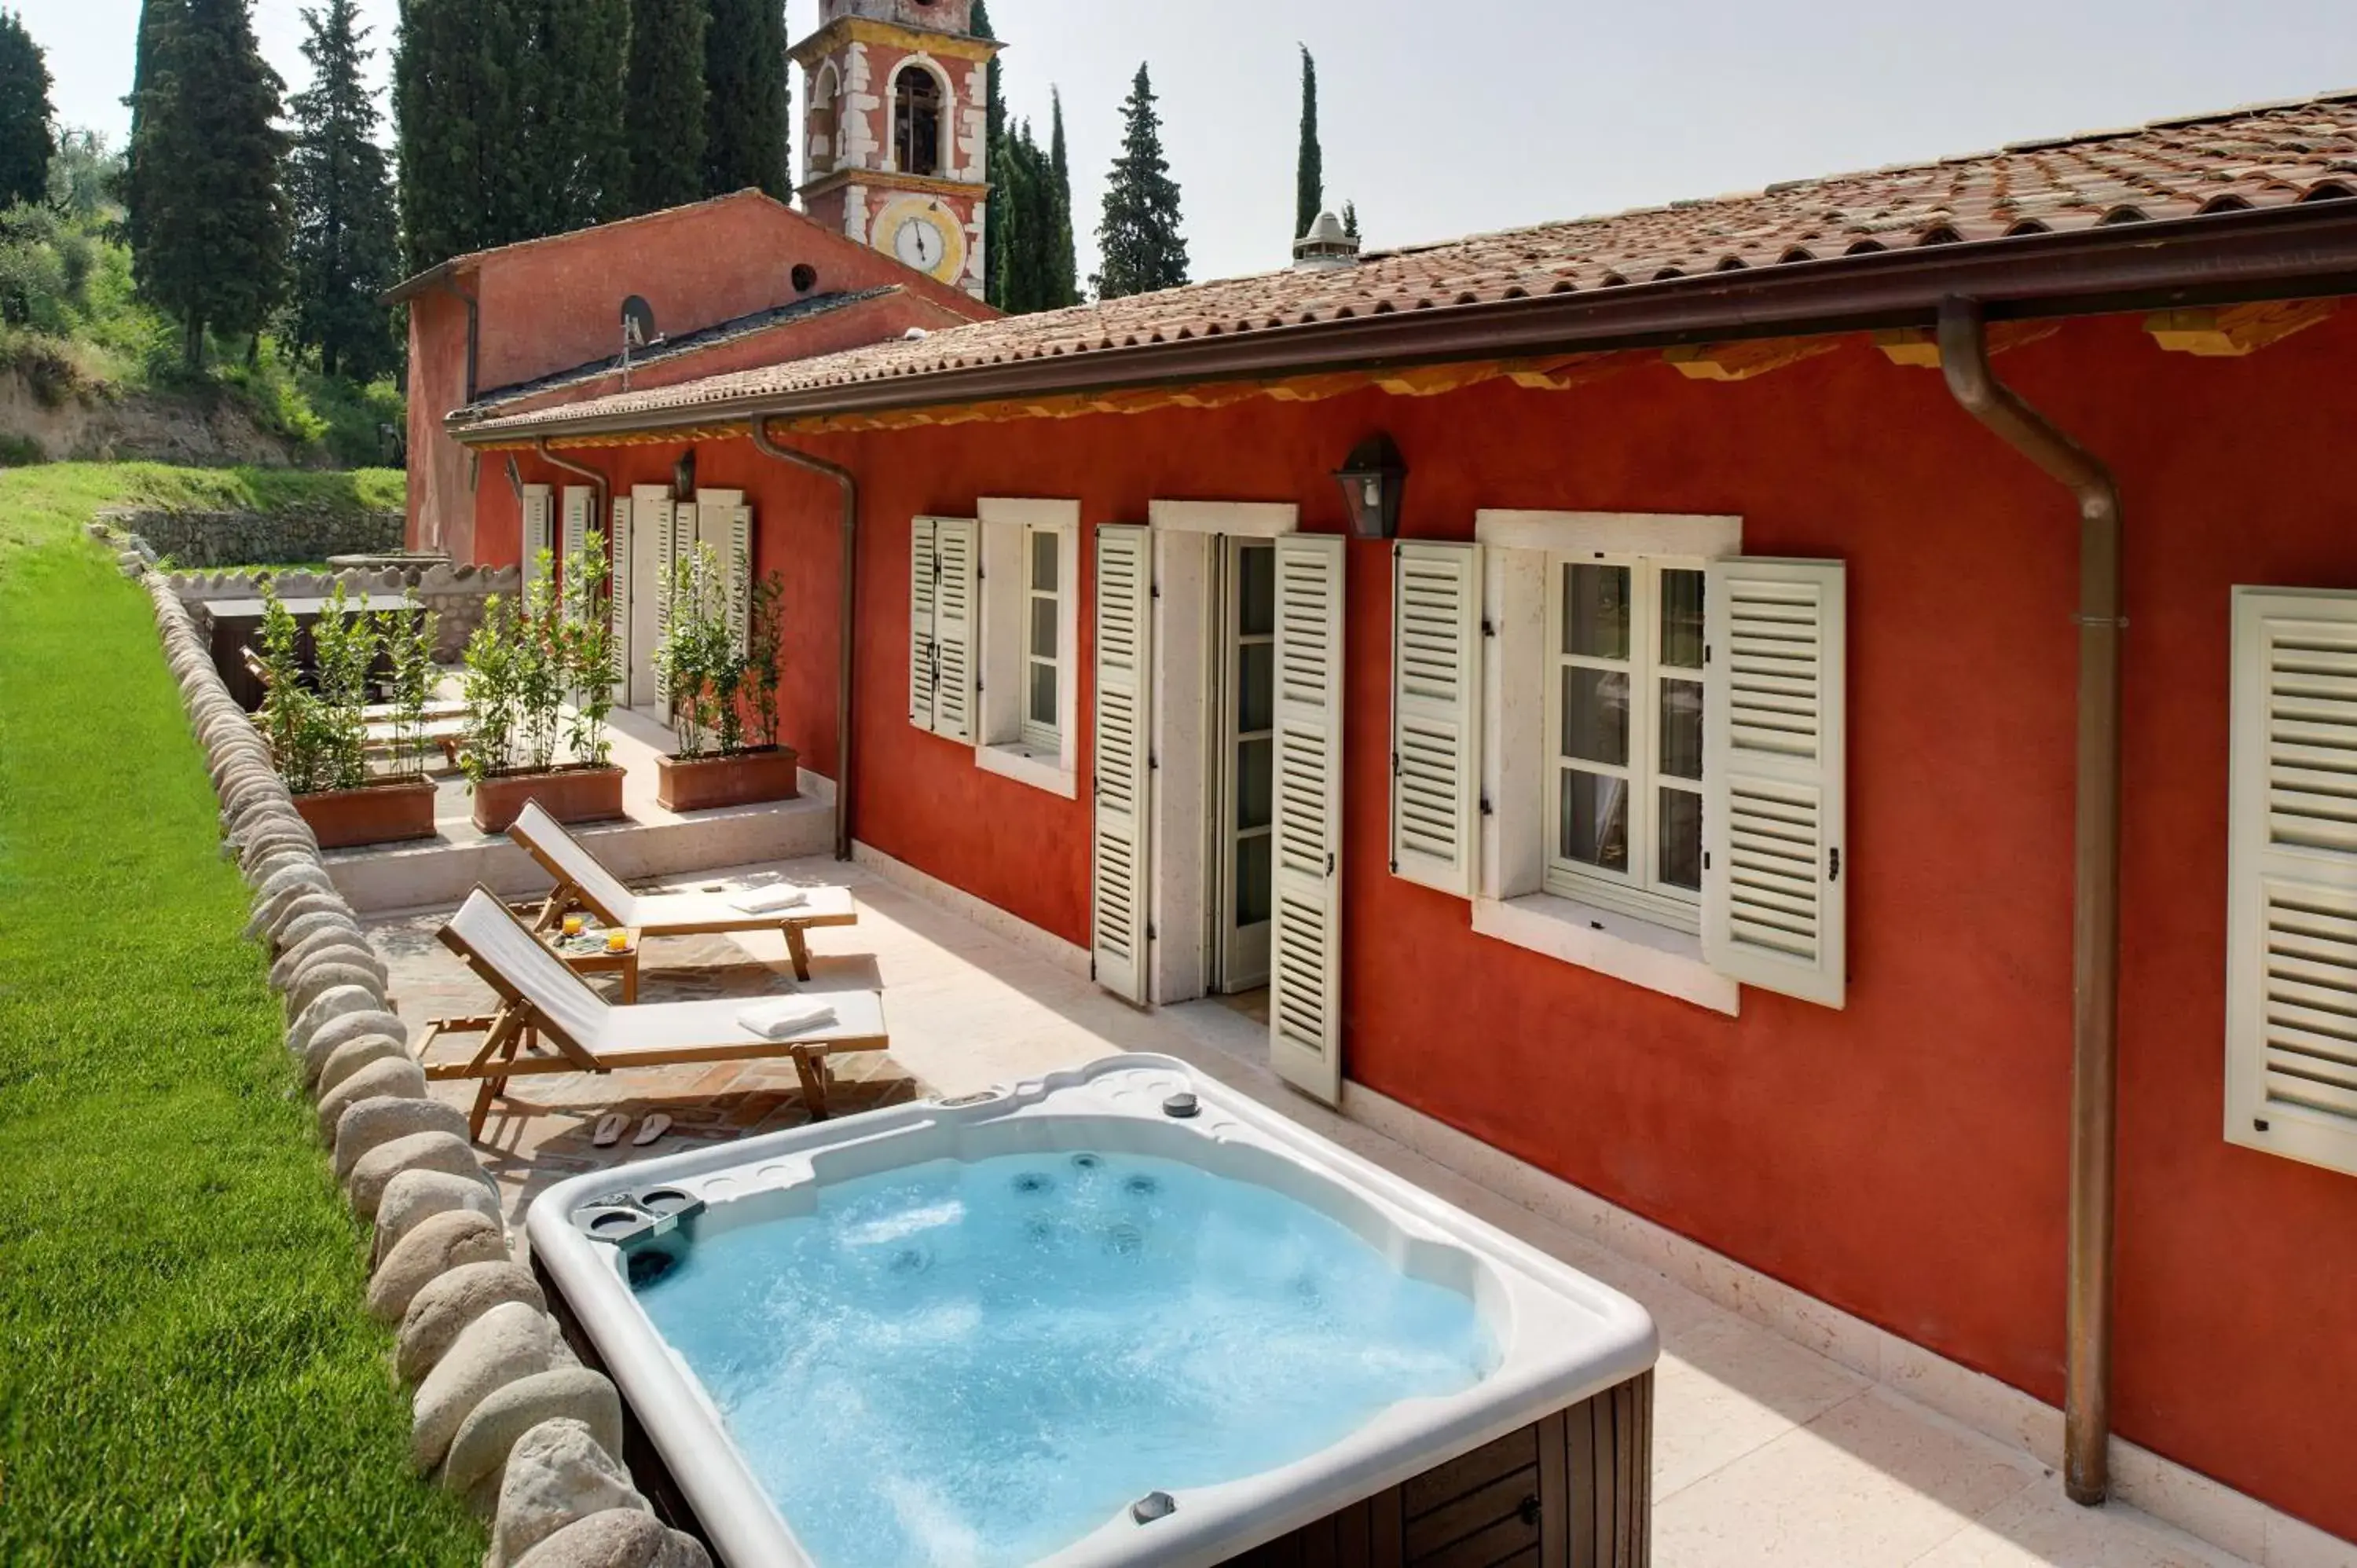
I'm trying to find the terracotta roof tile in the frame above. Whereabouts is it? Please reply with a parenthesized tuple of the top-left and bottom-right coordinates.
(458, 90, 2357, 437)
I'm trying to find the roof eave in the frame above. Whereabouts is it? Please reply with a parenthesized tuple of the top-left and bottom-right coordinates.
(450, 199, 2357, 446)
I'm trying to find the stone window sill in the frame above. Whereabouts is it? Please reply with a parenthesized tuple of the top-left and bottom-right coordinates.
(976, 741, 1076, 800)
(1472, 892, 1739, 1016)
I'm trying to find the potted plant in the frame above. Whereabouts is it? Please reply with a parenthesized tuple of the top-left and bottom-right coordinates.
(260, 581, 439, 849)
(460, 536, 626, 832)
(651, 545, 800, 812)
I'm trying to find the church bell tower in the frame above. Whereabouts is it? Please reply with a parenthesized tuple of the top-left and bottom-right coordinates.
(793, 0, 1000, 299)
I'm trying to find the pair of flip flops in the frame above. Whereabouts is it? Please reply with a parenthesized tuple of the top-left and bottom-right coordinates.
(590, 1112, 673, 1149)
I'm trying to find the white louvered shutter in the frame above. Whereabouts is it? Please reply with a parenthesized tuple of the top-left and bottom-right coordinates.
(609, 497, 632, 704)
(2226, 587, 2357, 1176)
(1270, 533, 1347, 1102)
(931, 518, 978, 743)
(652, 500, 676, 705)
(522, 487, 554, 599)
(1391, 541, 1484, 897)
(1702, 558, 1847, 1007)
(727, 504, 753, 654)
(560, 487, 590, 618)
(1092, 526, 1154, 1004)
(910, 515, 938, 731)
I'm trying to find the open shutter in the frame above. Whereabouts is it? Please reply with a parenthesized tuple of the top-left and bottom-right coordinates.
(910, 516, 938, 731)
(1391, 541, 1484, 897)
(2226, 587, 2357, 1176)
(1703, 557, 1847, 1007)
(522, 486, 554, 600)
(727, 504, 753, 654)
(1092, 525, 1153, 1004)
(651, 500, 676, 705)
(931, 518, 978, 743)
(1270, 533, 1347, 1102)
(560, 487, 590, 618)
(608, 497, 632, 702)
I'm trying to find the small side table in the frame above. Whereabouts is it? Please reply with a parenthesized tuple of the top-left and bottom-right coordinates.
(545, 927, 642, 1003)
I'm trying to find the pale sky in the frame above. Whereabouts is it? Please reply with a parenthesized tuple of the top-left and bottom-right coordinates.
(20, 0, 2357, 285)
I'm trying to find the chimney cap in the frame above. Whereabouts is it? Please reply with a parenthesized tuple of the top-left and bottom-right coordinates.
(1293, 211, 1360, 270)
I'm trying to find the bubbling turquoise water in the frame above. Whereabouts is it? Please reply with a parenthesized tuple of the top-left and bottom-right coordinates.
(632, 1148, 1497, 1567)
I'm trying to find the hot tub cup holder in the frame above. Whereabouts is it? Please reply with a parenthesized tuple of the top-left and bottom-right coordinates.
(572, 1185, 708, 1254)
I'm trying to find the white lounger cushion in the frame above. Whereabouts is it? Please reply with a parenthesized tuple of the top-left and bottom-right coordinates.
(509, 803, 855, 932)
(508, 802, 644, 925)
(632, 885, 856, 929)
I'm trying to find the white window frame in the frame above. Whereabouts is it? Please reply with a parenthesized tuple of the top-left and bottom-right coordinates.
(1543, 552, 1710, 932)
(977, 498, 1080, 798)
(1474, 510, 1743, 1015)
(1021, 523, 1063, 754)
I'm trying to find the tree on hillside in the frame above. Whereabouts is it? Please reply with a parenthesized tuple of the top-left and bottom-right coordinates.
(0, 10, 55, 210)
(1092, 64, 1187, 301)
(134, 0, 290, 368)
(286, 0, 398, 379)
(625, 0, 709, 214)
(702, 0, 788, 200)
(1294, 45, 1321, 244)
(516, 0, 630, 234)
(123, 0, 182, 256)
(395, 0, 526, 272)
(1045, 88, 1077, 309)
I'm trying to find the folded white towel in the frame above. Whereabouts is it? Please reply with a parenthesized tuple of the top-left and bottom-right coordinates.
(738, 999, 837, 1040)
(732, 887, 810, 915)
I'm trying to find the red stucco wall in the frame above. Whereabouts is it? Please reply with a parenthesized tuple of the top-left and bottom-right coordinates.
(466, 306, 2357, 1541)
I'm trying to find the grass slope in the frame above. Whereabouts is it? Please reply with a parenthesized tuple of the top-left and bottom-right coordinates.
(0, 462, 405, 561)
(0, 470, 478, 1563)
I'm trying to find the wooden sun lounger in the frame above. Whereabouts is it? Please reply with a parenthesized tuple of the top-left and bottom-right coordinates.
(507, 800, 860, 982)
(422, 886, 890, 1139)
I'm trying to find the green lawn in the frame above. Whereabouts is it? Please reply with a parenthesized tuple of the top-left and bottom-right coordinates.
(0, 466, 478, 1563)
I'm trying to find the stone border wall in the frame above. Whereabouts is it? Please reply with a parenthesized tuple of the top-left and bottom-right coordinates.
(101, 505, 404, 568)
(170, 562, 520, 665)
(98, 519, 709, 1568)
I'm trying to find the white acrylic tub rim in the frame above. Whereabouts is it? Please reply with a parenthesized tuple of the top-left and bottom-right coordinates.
(526, 1055, 1659, 1568)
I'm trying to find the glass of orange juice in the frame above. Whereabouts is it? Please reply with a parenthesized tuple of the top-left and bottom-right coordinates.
(562, 914, 586, 938)
(606, 929, 630, 954)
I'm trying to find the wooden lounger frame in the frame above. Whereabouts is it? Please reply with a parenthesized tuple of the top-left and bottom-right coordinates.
(511, 837, 858, 984)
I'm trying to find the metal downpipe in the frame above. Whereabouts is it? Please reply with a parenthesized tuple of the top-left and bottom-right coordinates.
(749, 420, 859, 863)
(533, 441, 611, 535)
(1937, 296, 2124, 1507)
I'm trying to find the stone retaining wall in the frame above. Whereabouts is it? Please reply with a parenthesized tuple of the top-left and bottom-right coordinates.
(170, 562, 519, 665)
(103, 506, 405, 568)
(99, 518, 709, 1568)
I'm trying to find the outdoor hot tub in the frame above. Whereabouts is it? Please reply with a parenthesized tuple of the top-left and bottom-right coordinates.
(526, 1055, 1659, 1568)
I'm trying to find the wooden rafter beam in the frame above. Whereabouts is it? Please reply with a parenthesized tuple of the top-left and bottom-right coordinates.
(2144, 299, 2337, 357)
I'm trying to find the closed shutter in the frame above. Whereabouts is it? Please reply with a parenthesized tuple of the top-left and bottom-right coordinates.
(560, 487, 590, 618)
(1702, 557, 1847, 1008)
(652, 500, 676, 705)
(910, 515, 937, 730)
(1391, 540, 1484, 897)
(727, 504, 753, 654)
(1270, 533, 1347, 1102)
(1092, 525, 1153, 1004)
(522, 486, 554, 600)
(2226, 587, 2357, 1176)
(609, 497, 632, 704)
(932, 518, 978, 743)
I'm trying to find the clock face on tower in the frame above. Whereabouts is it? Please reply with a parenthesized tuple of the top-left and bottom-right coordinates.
(873, 193, 968, 287)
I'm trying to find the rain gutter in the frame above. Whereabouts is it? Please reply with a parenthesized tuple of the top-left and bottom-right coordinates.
(747, 419, 860, 863)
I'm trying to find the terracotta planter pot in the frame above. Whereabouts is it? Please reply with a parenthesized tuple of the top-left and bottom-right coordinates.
(294, 779, 438, 850)
(655, 746, 801, 813)
(471, 765, 627, 833)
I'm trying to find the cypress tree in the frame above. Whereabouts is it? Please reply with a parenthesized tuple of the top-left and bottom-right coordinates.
(973, 0, 1003, 305)
(1343, 200, 1358, 239)
(1092, 64, 1187, 301)
(125, 0, 181, 256)
(1045, 88, 1077, 309)
(286, 0, 398, 379)
(1294, 45, 1321, 243)
(989, 119, 1043, 313)
(0, 10, 53, 210)
(624, 0, 709, 214)
(137, 0, 289, 368)
(702, 0, 789, 200)
(396, 0, 526, 272)
(516, 0, 630, 233)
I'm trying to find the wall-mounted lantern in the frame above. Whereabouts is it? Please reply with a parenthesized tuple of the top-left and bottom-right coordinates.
(673, 449, 698, 503)
(1334, 434, 1407, 540)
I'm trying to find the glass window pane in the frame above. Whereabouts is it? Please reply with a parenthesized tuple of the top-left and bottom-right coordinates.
(1563, 564, 1630, 659)
(1560, 667, 1629, 766)
(1237, 738, 1273, 830)
(1030, 594, 1058, 660)
(1236, 833, 1272, 927)
(1660, 569, 1705, 669)
(1028, 660, 1057, 727)
(1659, 677, 1703, 780)
(1659, 788, 1703, 891)
(1560, 769, 1629, 872)
(1239, 545, 1276, 638)
(1239, 641, 1274, 734)
(1031, 529, 1058, 593)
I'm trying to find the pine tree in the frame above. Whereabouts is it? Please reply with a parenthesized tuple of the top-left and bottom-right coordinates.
(1045, 88, 1077, 309)
(973, 0, 1003, 305)
(0, 11, 53, 210)
(1294, 45, 1321, 244)
(515, 0, 630, 233)
(396, 0, 526, 272)
(286, 0, 398, 379)
(1092, 64, 1187, 300)
(702, 0, 788, 200)
(1343, 200, 1358, 239)
(136, 0, 290, 368)
(625, 0, 709, 214)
